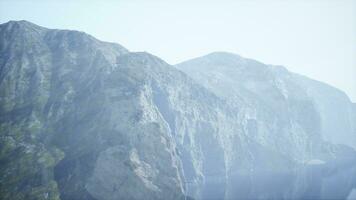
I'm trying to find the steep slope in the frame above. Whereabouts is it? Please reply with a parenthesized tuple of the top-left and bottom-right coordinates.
(1, 21, 355, 200)
(294, 75, 356, 149)
(0, 21, 184, 200)
(177, 52, 322, 159)
(0, 21, 286, 200)
(176, 52, 356, 199)
(177, 52, 356, 150)
(0, 21, 261, 200)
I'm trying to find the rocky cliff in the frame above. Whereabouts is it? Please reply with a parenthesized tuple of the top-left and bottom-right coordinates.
(0, 21, 355, 200)
(0, 21, 185, 200)
(176, 52, 356, 199)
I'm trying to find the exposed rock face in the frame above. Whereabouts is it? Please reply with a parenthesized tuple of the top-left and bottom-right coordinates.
(176, 52, 356, 199)
(0, 21, 184, 200)
(294, 74, 356, 149)
(177, 52, 356, 149)
(0, 21, 355, 200)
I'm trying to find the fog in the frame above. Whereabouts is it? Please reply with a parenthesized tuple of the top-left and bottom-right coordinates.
(0, 1, 356, 200)
(1, 0, 355, 101)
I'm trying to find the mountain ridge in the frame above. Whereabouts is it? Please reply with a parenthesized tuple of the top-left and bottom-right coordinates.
(177, 51, 355, 104)
(0, 20, 355, 200)
(2, 19, 354, 103)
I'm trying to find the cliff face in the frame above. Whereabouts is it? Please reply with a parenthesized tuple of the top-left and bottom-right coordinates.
(176, 52, 356, 150)
(0, 21, 355, 200)
(293, 74, 356, 149)
(0, 21, 185, 200)
(176, 52, 356, 199)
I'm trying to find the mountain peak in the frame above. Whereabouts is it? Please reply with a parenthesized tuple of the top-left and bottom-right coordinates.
(0, 20, 46, 31)
(5, 20, 35, 25)
(176, 51, 267, 71)
(0, 20, 129, 59)
(176, 51, 242, 68)
(206, 51, 242, 58)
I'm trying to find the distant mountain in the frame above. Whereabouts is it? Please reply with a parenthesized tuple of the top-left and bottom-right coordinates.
(176, 51, 356, 149)
(177, 52, 356, 199)
(0, 21, 355, 200)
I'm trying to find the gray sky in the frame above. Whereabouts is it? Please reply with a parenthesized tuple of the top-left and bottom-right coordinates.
(1, 0, 355, 101)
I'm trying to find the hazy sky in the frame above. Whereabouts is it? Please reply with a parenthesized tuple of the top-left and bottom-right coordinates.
(1, 0, 355, 101)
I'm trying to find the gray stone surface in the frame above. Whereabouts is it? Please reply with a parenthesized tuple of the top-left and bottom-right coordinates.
(0, 21, 355, 200)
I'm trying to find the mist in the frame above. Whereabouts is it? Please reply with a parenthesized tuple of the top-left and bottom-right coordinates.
(1, 0, 355, 101)
(0, 1, 355, 200)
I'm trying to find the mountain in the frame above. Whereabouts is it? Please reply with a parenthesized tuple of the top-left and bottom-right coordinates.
(176, 52, 356, 199)
(0, 21, 355, 200)
(0, 20, 187, 200)
(177, 52, 356, 149)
